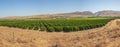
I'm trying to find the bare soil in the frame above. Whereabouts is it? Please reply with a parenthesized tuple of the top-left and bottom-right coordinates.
(0, 19, 120, 47)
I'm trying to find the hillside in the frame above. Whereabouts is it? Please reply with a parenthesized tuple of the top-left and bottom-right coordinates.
(3, 11, 93, 19)
(2, 10, 120, 19)
(95, 10, 120, 17)
(0, 19, 120, 47)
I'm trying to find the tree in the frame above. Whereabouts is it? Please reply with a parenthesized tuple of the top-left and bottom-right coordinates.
(63, 26, 71, 32)
(47, 27, 55, 32)
(54, 26, 63, 32)
(40, 26, 46, 31)
(73, 26, 79, 31)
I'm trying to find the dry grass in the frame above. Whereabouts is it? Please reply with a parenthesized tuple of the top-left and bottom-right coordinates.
(0, 19, 120, 47)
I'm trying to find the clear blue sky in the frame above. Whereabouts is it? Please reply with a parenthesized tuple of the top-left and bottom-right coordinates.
(0, 0, 120, 17)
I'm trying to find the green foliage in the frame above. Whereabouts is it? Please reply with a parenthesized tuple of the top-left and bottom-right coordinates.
(0, 18, 112, 32)
(47, 26, 55, 32)
(63, 26, 72, 32)
(40, 26, 46, 31)
(54, 26, 63, 32)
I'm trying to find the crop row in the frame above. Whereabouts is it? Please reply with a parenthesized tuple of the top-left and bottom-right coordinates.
(0, 18, 112, 32)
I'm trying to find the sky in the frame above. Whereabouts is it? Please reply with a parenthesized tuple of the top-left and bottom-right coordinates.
(0, 0, 120, 17)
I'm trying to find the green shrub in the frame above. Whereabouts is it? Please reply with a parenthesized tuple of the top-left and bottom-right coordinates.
(40, 26, 46, 31)
(47, 27, 55, 32)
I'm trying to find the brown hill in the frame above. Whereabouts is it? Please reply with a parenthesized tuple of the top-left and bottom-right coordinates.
(0, 19, 120, 47)
(3, 10, 120, 19)
(2, 11, 93, 19)
(95, 10, 120, 17)
(2, 10, 120, 19)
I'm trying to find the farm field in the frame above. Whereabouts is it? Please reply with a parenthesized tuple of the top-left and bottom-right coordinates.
(0, 19, 120, 47)
(0, 18, 112, 32)
(1, 0, 120, 47)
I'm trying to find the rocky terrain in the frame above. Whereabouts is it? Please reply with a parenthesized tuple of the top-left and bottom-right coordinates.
(0, 19, 120, 47)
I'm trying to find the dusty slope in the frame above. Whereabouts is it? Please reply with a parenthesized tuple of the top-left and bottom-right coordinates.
(2, 11, 93, 19)
(0, 19, 120, 47)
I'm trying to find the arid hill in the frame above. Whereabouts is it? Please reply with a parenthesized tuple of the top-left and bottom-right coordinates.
(95, 10, 120, 17)
(3, 10, 120, 19)
(0, 19, 120, 47)
(2, 11, 94, 19)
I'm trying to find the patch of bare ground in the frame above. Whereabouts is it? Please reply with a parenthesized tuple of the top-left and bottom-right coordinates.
(0, 19, 120, 47)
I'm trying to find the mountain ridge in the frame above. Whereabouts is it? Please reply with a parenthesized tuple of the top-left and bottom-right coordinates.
(2, 10, 120, 19)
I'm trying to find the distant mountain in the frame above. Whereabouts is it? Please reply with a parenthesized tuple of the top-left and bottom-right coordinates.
(95, 10, 120, 17)
(2, 10, 120, 19)
(3, 11, 94, 19)
(53, 11, 93, 18)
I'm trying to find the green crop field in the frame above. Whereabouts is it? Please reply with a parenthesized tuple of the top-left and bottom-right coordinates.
(0, 18, 113, 32)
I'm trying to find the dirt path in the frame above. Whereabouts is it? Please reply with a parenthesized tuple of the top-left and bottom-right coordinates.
(0, 19, 120, 47)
